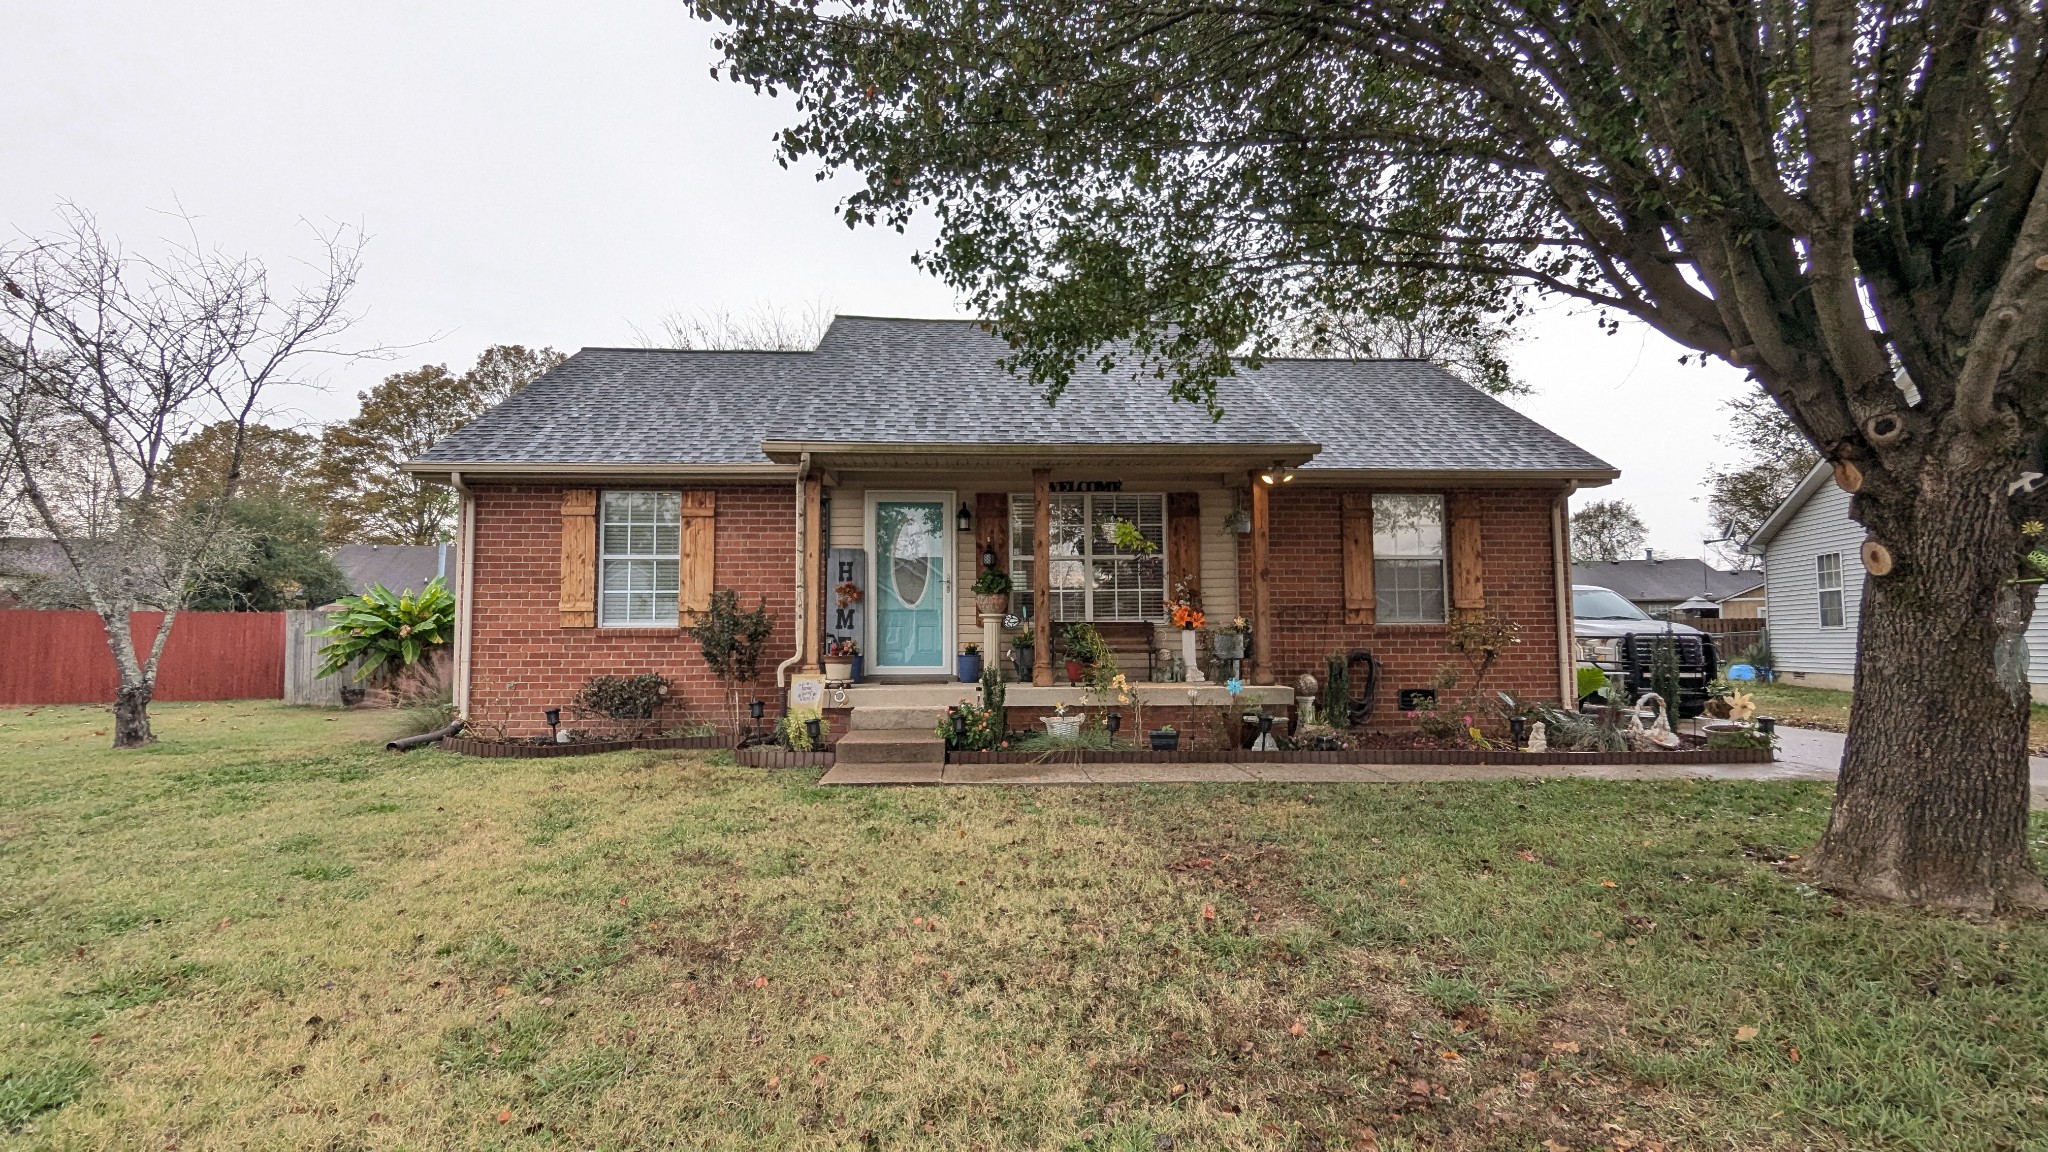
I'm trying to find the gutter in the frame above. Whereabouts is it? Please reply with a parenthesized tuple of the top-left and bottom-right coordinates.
(451, 471, 477, 721)
(399, 461, 802, 482)
(774, 451, 814, 693)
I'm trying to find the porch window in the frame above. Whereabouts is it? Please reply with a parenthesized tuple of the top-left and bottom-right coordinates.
(599, 490, 681, 626)
(1816, 552, 1844, 628)
(1009, 493, 1166, 622)
(1373, 493, 1445, 623)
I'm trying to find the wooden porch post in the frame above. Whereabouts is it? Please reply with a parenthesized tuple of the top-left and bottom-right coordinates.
(1248, 471, 1274, 685)
(802, 475, 823, 673)
(1032, 467, 1053, 686)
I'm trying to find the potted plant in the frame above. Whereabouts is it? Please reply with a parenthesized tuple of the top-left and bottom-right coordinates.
(824, 637, 859, 682)
(1041, 700, 1083, 741)
(1148, 724, 1179, 751)
(958, 642, 983, 683)
(1165, 579, 1207, 683)
(1212, 615, 1249, 660)
(1061, 621, 1102, 685)
(972, 569, 1012, 616)
(1010, 627, 1035, 680)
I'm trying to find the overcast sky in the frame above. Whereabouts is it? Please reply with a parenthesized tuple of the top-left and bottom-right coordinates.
(6, 1, 1758, 560)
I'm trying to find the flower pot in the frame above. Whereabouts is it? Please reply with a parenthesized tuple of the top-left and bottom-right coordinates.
(1149, 728, 1180, 751)
(977, 593, 1009, 616)
(824, 659, 853, 681)
(1179, 630, 1207, 682)
(1042, 714, 1084, 740)
(1212, 632, 1246, 660)
(1011, 645, 1033, 681)
(957, 653, 983, 682)
(851, 655, 863, 682)
(1065, 659, 1088, 684)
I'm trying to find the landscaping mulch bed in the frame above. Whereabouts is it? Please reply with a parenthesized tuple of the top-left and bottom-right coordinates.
(946, 746, 1772, 766)
(438, 733, 731, 759)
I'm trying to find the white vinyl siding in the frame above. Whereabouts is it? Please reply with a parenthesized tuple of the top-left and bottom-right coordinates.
(599, 491, 681, 626)
(1815, 553, 1845, 628)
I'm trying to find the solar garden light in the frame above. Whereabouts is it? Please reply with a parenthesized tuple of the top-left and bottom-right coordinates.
(1510, 716, 1527, 749)
(1757, 716, 1777, 736)
(950, 710, 966, 743)
(544, 708, 561, 742)
(805, 716, 823, 747)
(1105, 710, 1122, 737)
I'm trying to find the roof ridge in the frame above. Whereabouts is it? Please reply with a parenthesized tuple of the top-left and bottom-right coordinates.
(577, 346, 815, 354)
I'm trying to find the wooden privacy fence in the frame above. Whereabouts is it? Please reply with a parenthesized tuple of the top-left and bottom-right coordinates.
(0, 610, 285, 706)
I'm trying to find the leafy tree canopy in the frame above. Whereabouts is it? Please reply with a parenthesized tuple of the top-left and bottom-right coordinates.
(319, 344, 563, 544)
(1571, 499, 1649, 564)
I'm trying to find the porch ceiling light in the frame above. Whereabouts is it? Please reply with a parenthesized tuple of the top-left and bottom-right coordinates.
(957, 502, 973, 532)
(1259, 462, 1296, 485)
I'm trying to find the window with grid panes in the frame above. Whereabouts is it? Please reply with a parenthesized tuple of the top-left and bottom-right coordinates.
(1816, 552, 1845, 628)
(1008, 493, 1165, 621)
(600, 491, 681, 626)
(1372, 493, 1446, 623)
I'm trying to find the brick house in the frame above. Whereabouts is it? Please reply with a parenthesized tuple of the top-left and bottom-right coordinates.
(405, 316, 1615, 746)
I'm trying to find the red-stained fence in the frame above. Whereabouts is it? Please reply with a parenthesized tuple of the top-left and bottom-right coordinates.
(0, 610, 285, 705)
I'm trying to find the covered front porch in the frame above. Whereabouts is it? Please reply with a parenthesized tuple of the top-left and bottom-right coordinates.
(774, 440, 1317, 694)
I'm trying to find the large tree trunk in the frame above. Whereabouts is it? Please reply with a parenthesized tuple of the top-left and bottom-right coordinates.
(1810, 458, 2047, 912)
(112, 679, 156, 748)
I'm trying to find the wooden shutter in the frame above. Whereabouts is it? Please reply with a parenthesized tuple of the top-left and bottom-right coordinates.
(976, 491, 1009, 573)
(1167, 492, 1201, 599)
(1449, 493, 1485, 610)
(559, 488, 597, 628)
(1340, 491, 1374, 625)
(679, 489, 717, 620)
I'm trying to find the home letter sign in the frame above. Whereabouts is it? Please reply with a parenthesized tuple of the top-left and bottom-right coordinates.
(827, 547, 866, 652)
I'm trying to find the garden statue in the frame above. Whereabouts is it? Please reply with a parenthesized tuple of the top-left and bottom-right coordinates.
(1295, 672, 1318, 726)
(1526, 720, 1546, 753)
(1631, 693, 1683, 751)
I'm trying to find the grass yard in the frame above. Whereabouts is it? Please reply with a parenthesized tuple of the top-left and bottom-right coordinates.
(2, 704, 2045, 1151)
(1746, 681, 2048, 754)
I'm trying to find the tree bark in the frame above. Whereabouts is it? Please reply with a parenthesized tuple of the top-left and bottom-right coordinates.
(1811, 456, 2048, 912)
(112, 679, 156, 748)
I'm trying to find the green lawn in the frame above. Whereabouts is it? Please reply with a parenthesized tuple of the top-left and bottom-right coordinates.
(1747, 680, 2048, 754)
(2, 703, 2045, 1150)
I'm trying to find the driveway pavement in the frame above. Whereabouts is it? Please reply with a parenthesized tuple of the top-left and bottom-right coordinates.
(819, 727, 2048, 809)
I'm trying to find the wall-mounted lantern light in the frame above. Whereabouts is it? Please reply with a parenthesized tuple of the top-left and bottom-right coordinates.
(957, 502, 973, 533)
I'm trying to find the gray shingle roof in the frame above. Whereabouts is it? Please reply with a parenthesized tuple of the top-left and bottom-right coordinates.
(412, 315, 1613, 477)
(1572, 558, 1764, 604)
(332, 543, 452, 596)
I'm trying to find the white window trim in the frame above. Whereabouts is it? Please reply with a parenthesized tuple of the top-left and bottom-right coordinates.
(599, 489, 682, 628)
(1816, 552, 1846, 629)
(1009, 491, 1167, 623)
(1372, 493, 1448, 625)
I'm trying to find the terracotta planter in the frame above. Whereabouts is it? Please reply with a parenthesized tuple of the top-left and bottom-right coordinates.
(977, 593, 1009, 616)
(1065, 659, 1087, 684)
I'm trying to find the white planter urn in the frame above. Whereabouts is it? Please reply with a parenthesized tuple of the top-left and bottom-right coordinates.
(1180, 629, 1207, 682)
(1041, 714, 1084, 740)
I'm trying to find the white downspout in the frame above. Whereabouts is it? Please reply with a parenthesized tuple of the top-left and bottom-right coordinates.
(1553, 484, 1578, 707)
(452, 471, 477, 720)
(775, 451, 814, 691)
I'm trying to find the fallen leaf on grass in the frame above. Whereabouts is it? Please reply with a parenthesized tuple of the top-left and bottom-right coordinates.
(1550, 1040, 1580, 1054)
(1734, 1026, 1759, 1042)
(1201, 904, 1216, 922)
(497, 1110, 512, 1124)
(1787, 1046, 1801, 1062)
(811, 1054, 829, 1066)
(1518, 850, 1538, 863)
(751, 976, 770, 989)
(1354, 1126, 1380, 1152)
(1438, 1050, 1462, 1062)
(1287, 1021, 1306, 1037)
(1600, 879, 1618, 888)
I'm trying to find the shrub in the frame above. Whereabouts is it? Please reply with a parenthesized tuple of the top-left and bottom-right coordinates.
(574, 674, 671, 720)
(971, 569, 1012, 595)
(689, 590, 775, 730)
(314, 577, 455, 683)
(779, 706, 823, 750)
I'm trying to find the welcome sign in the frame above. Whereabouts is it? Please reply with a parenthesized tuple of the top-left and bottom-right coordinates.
(826, 546, 866, 652)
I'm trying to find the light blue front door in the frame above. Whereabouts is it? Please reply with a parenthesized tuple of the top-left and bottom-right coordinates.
(872, 498, 948, 672)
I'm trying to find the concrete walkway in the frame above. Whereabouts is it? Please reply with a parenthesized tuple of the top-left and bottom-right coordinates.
(818, 726, 2048, 808)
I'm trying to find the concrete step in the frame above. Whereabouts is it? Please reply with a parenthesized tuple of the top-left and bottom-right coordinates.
(831, 729, 947, 765)
(848, 706, 948, 731)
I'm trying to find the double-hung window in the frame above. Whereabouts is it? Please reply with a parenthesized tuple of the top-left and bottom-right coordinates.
(1816, 552, 1845, 628)
(600, 491, 681, 626)
(1373, 494, 1446, 623)
(1008, 492, 1166, 622)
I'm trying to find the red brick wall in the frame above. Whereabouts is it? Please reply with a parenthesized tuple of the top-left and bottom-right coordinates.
(465, 483, 797, 737)
(1239, 486, 1567, 725)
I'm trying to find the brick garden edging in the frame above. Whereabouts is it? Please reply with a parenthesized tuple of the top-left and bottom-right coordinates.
(735, 747, 835, 769)
(945, 746, 1773, 766)
(438, 734, 732, 759)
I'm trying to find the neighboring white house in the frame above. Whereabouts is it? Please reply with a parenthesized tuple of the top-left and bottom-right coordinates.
(1747, 461, 2048, 700)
